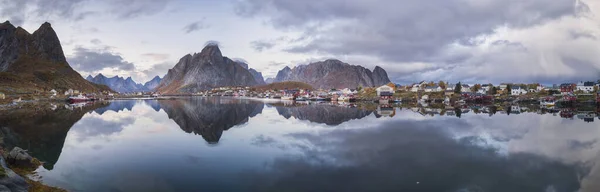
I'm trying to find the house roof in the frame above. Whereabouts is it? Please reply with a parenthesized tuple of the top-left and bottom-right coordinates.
(560, 83, 573, 87)
(583, 81, 595, 86)
(425, 86, 440, 89)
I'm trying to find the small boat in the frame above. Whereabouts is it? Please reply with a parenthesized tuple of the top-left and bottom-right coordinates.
(295, 96, 308, 101)
(68, 94, 90, 102)
(540, 97, 556, 107)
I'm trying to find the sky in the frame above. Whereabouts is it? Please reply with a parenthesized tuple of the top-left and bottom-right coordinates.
(1, 0, 599, 84)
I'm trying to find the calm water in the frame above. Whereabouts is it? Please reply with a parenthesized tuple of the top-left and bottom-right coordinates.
(1, 97, 600, 192)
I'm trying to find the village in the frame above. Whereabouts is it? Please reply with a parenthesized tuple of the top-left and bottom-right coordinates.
(1, 80, 600, 107)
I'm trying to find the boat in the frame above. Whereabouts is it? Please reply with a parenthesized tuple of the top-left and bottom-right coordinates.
(281, 95, 294, 100)
(295, 96, 308, 101)
(540, 96, 556, 107)
(68, 94, 90, 102)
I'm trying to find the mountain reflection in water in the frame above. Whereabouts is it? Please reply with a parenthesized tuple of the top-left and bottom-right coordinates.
(158, 97, 264, 143)
(0, 98, 599, 191)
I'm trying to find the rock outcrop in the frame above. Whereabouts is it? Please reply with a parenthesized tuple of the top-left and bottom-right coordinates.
(0, 21, 111, 94)
(6, 147, 34, 168)
(155, 45, 260, 93)
(86, 74, 147, 93)
(273, 59, 391, 89)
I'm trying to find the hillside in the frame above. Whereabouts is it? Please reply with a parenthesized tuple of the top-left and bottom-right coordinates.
(253, 81, 313, 91)
(0, 21, 111, 95)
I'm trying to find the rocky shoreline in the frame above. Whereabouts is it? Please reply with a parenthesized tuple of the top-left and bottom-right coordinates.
(0, 147, 65, 192)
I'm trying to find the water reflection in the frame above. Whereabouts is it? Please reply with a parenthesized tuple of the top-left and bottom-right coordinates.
(158, 97, 264, 143)
(243, 120, 581, 192)
(274, 102, 371, 125)
(0, 102, 109, 170)
(0, 98, 599, 191)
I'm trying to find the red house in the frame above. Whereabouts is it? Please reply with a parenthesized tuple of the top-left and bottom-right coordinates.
(560, 83, 575, 94)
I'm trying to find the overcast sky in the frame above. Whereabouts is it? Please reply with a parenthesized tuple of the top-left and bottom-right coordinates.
(1, 0, 599, 84)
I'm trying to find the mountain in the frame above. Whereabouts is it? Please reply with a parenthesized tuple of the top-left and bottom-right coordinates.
(86, 74, 146, 93)
(248, 68, 266, 85)
(235, 61, 265, 85)
(143, 76, 162, 91)
(156, 44, 260, 94)
(0, 21, 111, 94)
(273, 59, 391, 89)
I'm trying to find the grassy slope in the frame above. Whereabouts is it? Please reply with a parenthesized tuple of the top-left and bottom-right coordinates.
(253, 81, 314, 91)
(0, 55, 112, 95)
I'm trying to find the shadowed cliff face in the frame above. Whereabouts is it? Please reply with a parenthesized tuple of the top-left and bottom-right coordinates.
(275, 104, 372, 125)
(159, 97, 264, 144)
(0, 102, 109, 170)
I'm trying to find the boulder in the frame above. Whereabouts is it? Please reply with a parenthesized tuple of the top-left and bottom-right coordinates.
(6, 147, 33, 168)
(0, 157, 28, 192)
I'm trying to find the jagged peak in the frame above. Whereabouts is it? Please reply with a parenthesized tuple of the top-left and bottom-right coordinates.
(14, 27, 30, 35)
(199, 44, 223, 59)
(0, 20, 15, 29)
(33, 21, 56, 35)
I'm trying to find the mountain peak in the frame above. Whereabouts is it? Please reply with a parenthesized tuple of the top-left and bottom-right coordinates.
(199, 44, 223, 59)
(40, 22, 52, 28)
(0, 20, 15, 29)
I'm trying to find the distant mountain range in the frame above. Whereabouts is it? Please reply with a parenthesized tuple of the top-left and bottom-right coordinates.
(273, 59, 391, 89)
(156, 44, 261, 94)
(0, 21, 111, 94)
(86, 74, 162, 93)
(0, 21, 393, 96)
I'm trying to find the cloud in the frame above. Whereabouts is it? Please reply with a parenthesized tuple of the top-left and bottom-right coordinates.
(0, 0, 172, 25)
(250, 40, 275, 52)
(235, 0, 600, 84)
(183, 18, 209, 33)
(68, 47, 136, 73)
(240, 120, 581, 191)
(141, 53, 170, 61)
(141, 62, 173, 79)
(90, 39, 102, 45)
(107, 0, 173, 19)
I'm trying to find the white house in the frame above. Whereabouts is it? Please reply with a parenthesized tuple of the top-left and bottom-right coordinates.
(376, 85, 394, 96)
(424, 86, 442, 92)
(511, 87, 527, 96)
(537, 85, 545, 92)
(577, 81, 595, 93)
(0, 92, 4, 100)
(446, 84, 455, 91)
(50, 89, 57, 96)
(462, 85, 472, 93)
(64, 89, 74, 95)
(410, 85, 420, 92)
(480, 85, 491, 93)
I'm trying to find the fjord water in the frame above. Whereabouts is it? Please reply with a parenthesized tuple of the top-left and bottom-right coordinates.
(2, 98, 600, 191)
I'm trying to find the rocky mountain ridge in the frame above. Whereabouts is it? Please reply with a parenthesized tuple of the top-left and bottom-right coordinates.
(155, 45, 260, 94)
(0, 21, 111, 94)
(273, 59, 391, 89)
